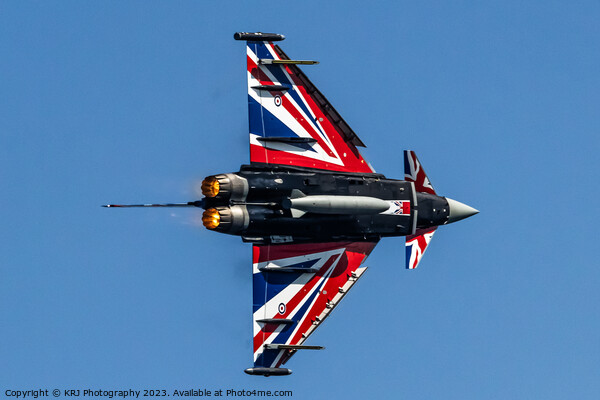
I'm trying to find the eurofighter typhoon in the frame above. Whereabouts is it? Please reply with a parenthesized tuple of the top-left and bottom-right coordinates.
(104, 32, 479, 376)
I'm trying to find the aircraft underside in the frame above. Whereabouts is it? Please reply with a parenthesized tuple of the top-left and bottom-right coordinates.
(201, 164, 449, 244)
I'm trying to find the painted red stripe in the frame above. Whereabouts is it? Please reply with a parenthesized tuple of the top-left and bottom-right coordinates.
(251, 143, 357, 172)
(403, 201, 411, 214)
(254, 242, 354, 263)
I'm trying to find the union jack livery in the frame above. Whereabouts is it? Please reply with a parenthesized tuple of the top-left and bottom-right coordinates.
(245, 38, 373, 173)
(406, 228, 436, 270)
(252, 241, 377, 370)
(104, 32, 479, 376)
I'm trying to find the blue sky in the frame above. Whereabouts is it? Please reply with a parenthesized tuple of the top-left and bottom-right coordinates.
(1, 1, 599, 399)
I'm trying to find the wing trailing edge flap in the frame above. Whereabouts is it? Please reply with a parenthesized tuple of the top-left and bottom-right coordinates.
(251, 241, 378, 371)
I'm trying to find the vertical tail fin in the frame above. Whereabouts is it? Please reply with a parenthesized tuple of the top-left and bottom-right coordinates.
(404, 150, 436, 195)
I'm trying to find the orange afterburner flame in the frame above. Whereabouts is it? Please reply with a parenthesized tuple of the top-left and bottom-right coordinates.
(201, 176, 220, 197)
(202, 208, 220, 229)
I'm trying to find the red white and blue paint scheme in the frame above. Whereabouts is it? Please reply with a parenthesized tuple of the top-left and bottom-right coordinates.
(243, 35, 372, 174)
(251, 241, 376, 371)
(104, 32, 479, 377)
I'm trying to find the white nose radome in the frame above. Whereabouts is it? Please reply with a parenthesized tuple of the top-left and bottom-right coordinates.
(445, 198, 479, 224)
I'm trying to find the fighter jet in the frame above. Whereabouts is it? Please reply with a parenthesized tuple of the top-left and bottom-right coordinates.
(104, 32, 478, 376)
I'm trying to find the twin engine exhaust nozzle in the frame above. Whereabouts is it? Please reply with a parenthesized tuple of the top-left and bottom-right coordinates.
(201, 205, 249, 232)
(200, 174, 249, 201)
(200, 174, 250, 232)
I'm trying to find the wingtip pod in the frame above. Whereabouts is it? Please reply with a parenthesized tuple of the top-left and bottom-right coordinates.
(244, 367, 292, 377)
(234, 32, 285, 41)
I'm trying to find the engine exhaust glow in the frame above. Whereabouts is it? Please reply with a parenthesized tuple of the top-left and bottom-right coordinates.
(202, 208, 220, 229)
(201, 176, 220, 197)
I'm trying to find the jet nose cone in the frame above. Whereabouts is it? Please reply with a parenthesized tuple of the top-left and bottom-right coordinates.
(445, 198, 479, 224)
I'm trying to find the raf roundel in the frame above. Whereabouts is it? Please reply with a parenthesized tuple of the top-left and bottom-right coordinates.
(274, 95, 282, 107)
(278, 303, 286, 315)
